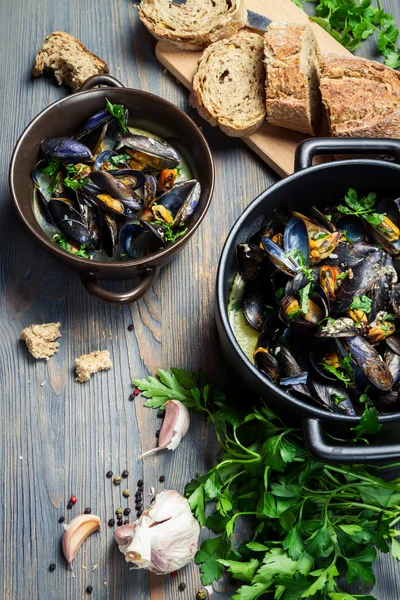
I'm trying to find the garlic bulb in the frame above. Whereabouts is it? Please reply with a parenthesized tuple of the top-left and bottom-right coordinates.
(115, 490, 200, 574)
(141, 400, 190, 458)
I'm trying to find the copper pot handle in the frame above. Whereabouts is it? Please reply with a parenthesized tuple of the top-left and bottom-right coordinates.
(78, 74, 125, 92)
(80, 267, 160, 305)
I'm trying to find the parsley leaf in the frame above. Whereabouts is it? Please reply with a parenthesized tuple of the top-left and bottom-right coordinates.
(110, 153, 131, 167)
(63, 177, 88, 190)
(299, 283, 312, 315)
(52, 234, 89, 258)
(105, 98, 129, 132)
(351, 406, 382, 439)
(195, 535, 230, 585)
(350, 295, 372, 313)
(152, 220, 188, 243)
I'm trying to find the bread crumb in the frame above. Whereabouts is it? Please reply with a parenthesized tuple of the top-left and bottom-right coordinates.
(32, 31, 108, 91)
(75, 350, 112, 383)
(21, 322, 61, 360)
(92, 564, 98, 571)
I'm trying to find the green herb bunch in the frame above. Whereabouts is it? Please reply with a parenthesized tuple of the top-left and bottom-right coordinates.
(292, 0, 400, 68)
(134, 369, 400, 600)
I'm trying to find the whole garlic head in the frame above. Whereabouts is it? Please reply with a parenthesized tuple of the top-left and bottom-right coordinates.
(115, 490, 200, 575)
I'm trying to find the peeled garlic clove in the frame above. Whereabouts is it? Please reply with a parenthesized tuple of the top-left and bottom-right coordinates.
(116, 490, 200, 574)
(141, 400, 190, 458)
(62, 514, 101, 564)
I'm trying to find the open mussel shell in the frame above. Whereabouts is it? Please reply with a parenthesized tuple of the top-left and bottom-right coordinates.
(144, 174, 157, 207)
(385, 336, 400, 355)
(384, 349, 400, 388)
(94, 150, 121, 171)
(285, 270, 317, 295)
(114, 133, 180, 170)
(345, 335, 393, 391)
(111, 169, 146, 191)
(391, 283, 400, 317)
(310, 337, 341, 381)
(119, 223, 151, 259)
(89, 171, 143, 211)
(36, 188, 56, 226)
(283, 217, 310, 267)
(309, 206, 337, 233)
(361, 215, 400, 255)
(261, 236, 297, 276)
(173, 181, 201, 227)
(236, 244, 268, 284)
(375, 388, 400, 413)
(254, 347, 280, 384)
(102, 214, 118, 258)
(317, 317, 357, 338)
(369, 256, 396, 320)
(41, 137, 92, 161)
(81, 185, 136, 218)
(280, 286, 328, 336)
(331, 250, 383, 313)
(74, 109, 114, 140)
(48, 199, 91, 246)
(325, 241, 378, 269)
(257, 310, 281, 348)
(76, 193, 102, 251)
(308, 377, 356, 415)
(242, 287, 265, 331)
(335, 215, 366, 243)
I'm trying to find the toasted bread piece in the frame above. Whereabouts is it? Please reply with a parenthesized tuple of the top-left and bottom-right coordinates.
(264, 22, 321, 136)
(21, 322, 61, 360)
(138, 0, 247, 50)
(319, 53, 400, 138)
(190, 32, 266, 137)
(33, 31, 108, 91)
(75, 350, 112, 383)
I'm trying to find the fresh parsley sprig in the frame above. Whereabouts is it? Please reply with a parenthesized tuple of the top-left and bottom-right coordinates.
(350, 295, 372, 313)
(52, 234, 89, 258)
(134, 368, 400, 599)
(153, 220, 188, 243)
(105, 98, 129, 132)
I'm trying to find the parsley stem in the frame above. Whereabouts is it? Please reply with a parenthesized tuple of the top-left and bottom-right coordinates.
(328, 501, 392, 514)
(325, 465, 400, 492)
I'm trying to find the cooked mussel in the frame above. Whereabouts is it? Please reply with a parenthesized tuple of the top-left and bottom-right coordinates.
(253, 347, 280, 383)
(236, 244, 268, 284)
(345, 335, 393, 391)
(144, 174, 157, 207)
(114, 133, 180, 170)
(308, 378, 356, 415)
(48, 199, 91, 246)
(41, 138, 92, 161)
(89, 171, 143, 211)
(279, 286, 328, 336)
(331, 250, 383, 313)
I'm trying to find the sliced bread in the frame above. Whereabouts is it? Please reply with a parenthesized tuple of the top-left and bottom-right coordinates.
(319, 53, 400, 138)
(138, 0, 247, 51)
(33, 31, 109, 91)
(264, 22, 321, 136)
(190, 32, 266, 137)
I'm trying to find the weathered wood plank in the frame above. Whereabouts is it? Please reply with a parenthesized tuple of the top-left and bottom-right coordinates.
(0, 0, 399, 598)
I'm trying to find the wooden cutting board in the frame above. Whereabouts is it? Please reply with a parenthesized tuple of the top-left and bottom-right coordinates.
(155, 0, 351, 177)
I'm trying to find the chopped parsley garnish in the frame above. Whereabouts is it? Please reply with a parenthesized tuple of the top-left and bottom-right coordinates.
(332, 392, 346, 410)
(42, 159, 62, 193)
(153, 220, 188, 243)
(275, 287, 285, 301)
(53, 234, 89, 258)
(321, 354, 355, 387)
(105, 98, 129, 132)
(336, 270, 349, 281)
(315, 232, 328, 240)
(299, 282, 312, 315)
(350, 295, 372, 314)
(63, 177, 88, 190)
(337, 188, 378, 217)
(111, 154, 131, 167)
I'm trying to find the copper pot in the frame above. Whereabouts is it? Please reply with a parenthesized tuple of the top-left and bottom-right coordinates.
(9, 75, 215, 305)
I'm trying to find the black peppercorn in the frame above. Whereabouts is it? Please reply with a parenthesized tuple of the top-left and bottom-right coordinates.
(137, 510, 143, 517)
(84, 507, 91, 514)
(157, 410, 164, 418)
(135, 504, 142, 511)
(49, 564, 56, 572)
(137, 479, 143, 487)
(108, 518, 115, 527)
(58, 516, 65, 523)
(155, 429, 160, 438)
(122, 470, 129, 478)
(127, 324, 134, 331)
(178, 583, 186, 592)
(135, 491, 142, 498)
(124, 508, 131, 516)
(159, 475, 166, 483)
(67, 501, 73, 510)
(117, 519, 123, 526)
(129, 393, 135, 401)
(86, 586, 93, 594)
(138, 486, 144, 492)
(106, 471, 113, 478)
(124, 519, 129, 525)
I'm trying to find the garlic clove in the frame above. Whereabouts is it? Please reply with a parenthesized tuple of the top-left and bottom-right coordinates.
(141, 400, 190, 458)
(62, 514, 101, 565)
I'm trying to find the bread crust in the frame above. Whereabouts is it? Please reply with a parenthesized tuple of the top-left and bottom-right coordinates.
(264, 22, 321, 136)
(138, 0, 247, 50)
(319, 53, 400, 138)
(190, 32, 266, 137)
(33, 31, 108, 91)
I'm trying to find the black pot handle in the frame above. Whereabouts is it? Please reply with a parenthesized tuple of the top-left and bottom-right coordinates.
(294, 138, 400, 172)
(78, 74, 125, 92)
(303, 417, 400, 464)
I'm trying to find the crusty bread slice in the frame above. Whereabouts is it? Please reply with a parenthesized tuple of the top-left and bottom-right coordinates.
(33, 31, 109, 91)
(138, 0, 247, 51)
(190, 32, 266, 137)
(319, 53, 400, 138)
(264, 22, 321, 136)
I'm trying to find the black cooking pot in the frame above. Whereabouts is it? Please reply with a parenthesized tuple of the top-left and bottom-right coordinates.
(216, 138, 400, 464)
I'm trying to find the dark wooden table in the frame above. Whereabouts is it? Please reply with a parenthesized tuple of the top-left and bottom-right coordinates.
(1, 1, 400, 598)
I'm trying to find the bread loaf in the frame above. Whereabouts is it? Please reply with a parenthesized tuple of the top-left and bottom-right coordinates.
(319, 53, 400, 138)
(264, 22, 321, 136)
(190, 32, 266, 137)
(33, 31, 109, 91)
(138, 0, 247, 50)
